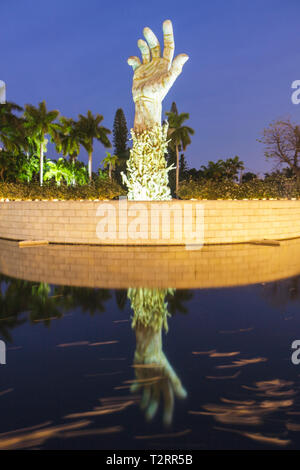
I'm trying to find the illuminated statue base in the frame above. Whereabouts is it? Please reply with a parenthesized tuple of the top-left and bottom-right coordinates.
(122, 124, 174, 201)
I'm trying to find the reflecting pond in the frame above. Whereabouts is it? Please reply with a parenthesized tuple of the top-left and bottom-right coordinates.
(1, 240, 300, 449)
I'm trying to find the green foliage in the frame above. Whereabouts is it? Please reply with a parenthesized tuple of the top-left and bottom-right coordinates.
(113, 108, 128, 156)
(54, 117, 81, 160)
(242, 171, 258, 183)
(166, 108, 194, 195)
(0, 151, 39, 183)
(0, 102, 26, 154)
(23, 101, 61, 186)
(166, 111, 194, 151)
(178, 174, 300, 200)
(0, 100, 115, 187)
(112, 108, 130, 185)
(44, 158, 89, 186)
(77, 110, 111, 180)
(0, 180, 125, 200)
(199, 156, 245, 182)
(101, 152, 119, 180)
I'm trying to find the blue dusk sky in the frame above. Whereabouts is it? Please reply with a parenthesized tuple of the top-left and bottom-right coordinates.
(1, 0, 300, 174)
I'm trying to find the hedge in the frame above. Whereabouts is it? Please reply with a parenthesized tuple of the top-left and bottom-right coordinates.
(0, 180, 125, 201)
(177, 177, 300, 200)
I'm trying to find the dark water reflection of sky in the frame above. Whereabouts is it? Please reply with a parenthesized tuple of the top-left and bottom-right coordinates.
(0, 276, 300, 450)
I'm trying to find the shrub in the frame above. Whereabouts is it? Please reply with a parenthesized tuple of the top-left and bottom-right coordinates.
(178, 175, 300, 200)
(0, 180, 125, 200)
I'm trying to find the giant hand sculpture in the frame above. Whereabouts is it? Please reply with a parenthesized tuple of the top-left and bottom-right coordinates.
(123, 20, 188, 200)
(128, 20, 189, 132)
(0, 81, 6, 104)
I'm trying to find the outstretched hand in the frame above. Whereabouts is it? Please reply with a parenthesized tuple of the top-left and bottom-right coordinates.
(127, 20, 189, 131)
(132, 324, 187, 426)
(131, 353, 187, 426)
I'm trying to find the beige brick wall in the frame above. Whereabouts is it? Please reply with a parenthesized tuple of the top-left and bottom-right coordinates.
(1, 237, 300, 288)
(0, 199, 300, 245)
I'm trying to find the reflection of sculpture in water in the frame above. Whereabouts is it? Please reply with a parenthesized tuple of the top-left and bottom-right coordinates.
(128, 287, 187, 425)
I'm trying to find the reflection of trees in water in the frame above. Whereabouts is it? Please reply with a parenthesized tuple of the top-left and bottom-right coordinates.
(0, 274, 194, 347)
(57, 286, 111, 316)
(0, 274, 112, 341)
(167, 289, 194, 315)
(114, 289, 128, 311)
(262, 275, 300, 308)
(0, 275, 192, 425)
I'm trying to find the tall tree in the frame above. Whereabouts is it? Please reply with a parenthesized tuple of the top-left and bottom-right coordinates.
(77, 110, 111, 181)
(179, 153, 189, 179)
(259, 119, 300, 180)
(0, 102, 26, 154)
(54, 117, 81, 163)
(112, 108, 129, 184)
(23, 101, 60, 186)
(113, 108, 128, 156)
(200, 157, 244, 182)
(170, 101, 178, 115)
(101, 152, 119, 180)
(165, 111, 194, 195)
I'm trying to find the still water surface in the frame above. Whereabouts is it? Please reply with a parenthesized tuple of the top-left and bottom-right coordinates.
(1, 271, 300, 450)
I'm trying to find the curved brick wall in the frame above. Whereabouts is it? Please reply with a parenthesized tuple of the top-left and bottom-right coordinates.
(0, 238, 300, 288)
(0, 199, 300, 245)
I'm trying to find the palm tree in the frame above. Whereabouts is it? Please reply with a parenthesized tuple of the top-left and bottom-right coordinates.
(224, 156, 245, 182)
(101, 152, 118, 180)
(53, 117, 83, 185)
(54, 117, 81, 163)
(23, 101, 60, 186)
(0, 102, 26, 154)
(77, 110, 111, 181)
(165, 111, 194, 195)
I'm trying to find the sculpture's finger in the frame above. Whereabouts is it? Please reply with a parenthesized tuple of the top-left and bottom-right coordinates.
(163, 20, 175, 66)
(140, 386, 151, 409)
(161, 53, 189, 97)
(174, 380, 188, 399)
(130, 381, 141, 393)
(143, 27, 161, 58)
(127, 56, 141, 71)
(170, 53, 189, 77)
(145, 387, 160, 421)
(137, 39, 150, 64)
(162, 382, 174, 426)
(145, 398, 159, 421)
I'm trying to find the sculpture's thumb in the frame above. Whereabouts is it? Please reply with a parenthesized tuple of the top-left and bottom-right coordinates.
(170, 54, 189, 78)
